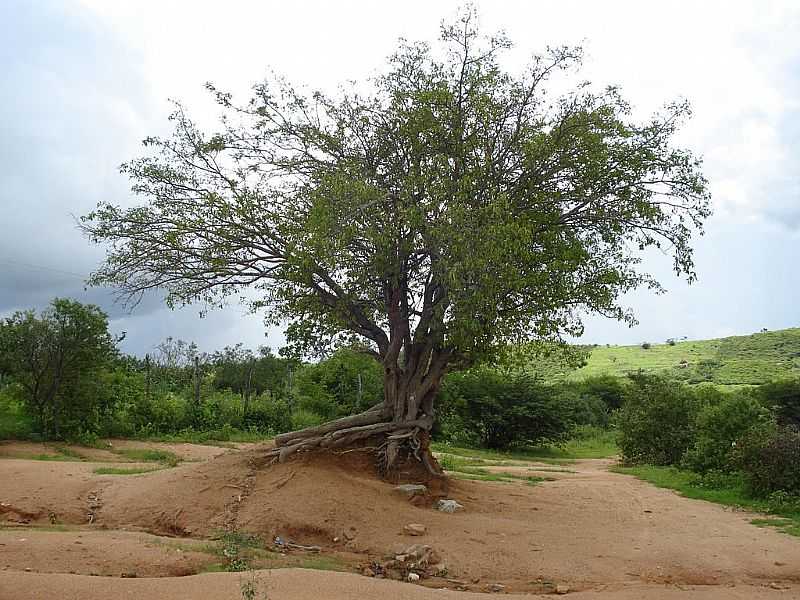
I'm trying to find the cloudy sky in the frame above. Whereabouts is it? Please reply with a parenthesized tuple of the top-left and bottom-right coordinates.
(1, 0, 798, 356)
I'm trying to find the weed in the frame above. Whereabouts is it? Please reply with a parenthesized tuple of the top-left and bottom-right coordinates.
(112, 448, 181, 466)
(93, 466, 163, 475)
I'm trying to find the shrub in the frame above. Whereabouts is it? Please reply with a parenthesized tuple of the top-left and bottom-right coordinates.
(759, 379, 800, 428)
(244, 396, 293, 434)
(0, 385, 34, 439)
(576, 374, 628, 411)
(445, 370, 576, 450)
(617, 373, 699, 465)
(683, 389, 770, 473)
(291, 408, 325, 431)
(641, 342, 651, 350)
(553, 384, 609, 428)
(736, 424, 800, 497)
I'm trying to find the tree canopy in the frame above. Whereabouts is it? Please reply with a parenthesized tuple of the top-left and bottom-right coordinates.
(0, 298, 118, 438)
(81, 9, 710, 466)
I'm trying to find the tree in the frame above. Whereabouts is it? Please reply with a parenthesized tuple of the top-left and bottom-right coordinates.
(0, 298, 118, 438)
(81, 9, 710, 472)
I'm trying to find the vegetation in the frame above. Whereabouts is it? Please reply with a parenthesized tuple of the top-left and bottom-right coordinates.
(616, 373, 700, 465)
(563, 328, 800, 386)
(93, 466, 164, 475)
(614, 372, 800, 534)
(0, 298, 118, 438)
(79, 6, 709, 472)
(614, 465, 800, 537)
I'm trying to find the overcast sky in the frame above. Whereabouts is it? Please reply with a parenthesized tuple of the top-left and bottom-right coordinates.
(1, 0, 798, 356)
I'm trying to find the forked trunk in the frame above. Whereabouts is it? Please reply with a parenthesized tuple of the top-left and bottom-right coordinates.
(268, 359, 446, 478)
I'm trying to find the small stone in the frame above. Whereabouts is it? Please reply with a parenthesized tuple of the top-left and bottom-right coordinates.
(487, 583, 505, 592)
(555, 584, 570, 594)
(333, 536, 340, 543)
(769, 582, 788, 590)
(24, 568, 32, 572)
(436, 499, 464, 513)
(394, 484, 428, 498)
(403, 523, 427, 536)
(407, 572, 420, 582)
(774, 561, 786, 567)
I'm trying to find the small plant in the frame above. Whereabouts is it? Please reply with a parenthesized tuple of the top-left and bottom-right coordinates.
(240, 570, 269, 600)
(641, 342, 651, 350)
(216, 530, 266, 572)
(113, 448, 180, 466)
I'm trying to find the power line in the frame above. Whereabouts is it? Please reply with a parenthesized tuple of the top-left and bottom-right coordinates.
(0, 259, 88, 280)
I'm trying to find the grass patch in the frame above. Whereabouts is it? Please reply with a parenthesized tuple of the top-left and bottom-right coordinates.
(93, 466, 163, 475)
(296, 555, 347, 572)
(52, 446, 84, 459)
(751, 518, 800, 537)
(134, 429, 272, 446)
(433, 428, 618, 464)
(613, 465, 800, 537)
(438, 452, 555, 484)
(112, 448, 181, 466)
(433, 443, 574, 465)
(26, 453, 76, 461)
(23, 446, 87, 462)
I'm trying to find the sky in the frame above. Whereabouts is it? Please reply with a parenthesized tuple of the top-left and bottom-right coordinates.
(0, 0, 798, 356)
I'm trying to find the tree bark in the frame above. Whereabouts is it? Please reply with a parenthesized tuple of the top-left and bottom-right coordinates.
(268, 353, 448, 476)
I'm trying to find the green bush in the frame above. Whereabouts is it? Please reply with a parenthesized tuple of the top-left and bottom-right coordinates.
(244, 395, 293, 433)
(759, 379, 800, 428)
(683, 389, 770, 473)
(576, 374, 628, 411)
(617, 373, 699, 465)
(291, 408, 325, 431)
(444, 369, 577, 450)
(736, 424, 800, 497)
(552, 384, 609, 428)
(0, 385, 34, 439)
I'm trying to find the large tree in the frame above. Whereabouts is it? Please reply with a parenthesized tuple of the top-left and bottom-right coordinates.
(81, 11, 710, 472)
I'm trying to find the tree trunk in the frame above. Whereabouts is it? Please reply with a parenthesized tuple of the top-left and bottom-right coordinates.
(268, 357, 447, 477)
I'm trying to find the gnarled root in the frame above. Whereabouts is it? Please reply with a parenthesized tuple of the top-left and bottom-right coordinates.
(267, 409, 440, 479)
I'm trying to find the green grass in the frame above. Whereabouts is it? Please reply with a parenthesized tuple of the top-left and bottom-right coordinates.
(613, 465, 800, 537)
(750, 518, 800, 537)
(433, 443, 574, 465)
(564, 328, 800, 387)
(93, 466, 164, 475)
(134, 429, 272, 445)
(112, 448, 181, 466)
(26, 453, 77, 461)
(437, 451, 556, 484)
(23, 445, 87, 462)
(433, 426, 618, 464)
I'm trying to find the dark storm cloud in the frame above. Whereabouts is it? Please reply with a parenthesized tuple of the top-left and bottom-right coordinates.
(0, 1, 157, 320)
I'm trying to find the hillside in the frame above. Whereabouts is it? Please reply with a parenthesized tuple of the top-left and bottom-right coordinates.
(560, 328, 800, 386)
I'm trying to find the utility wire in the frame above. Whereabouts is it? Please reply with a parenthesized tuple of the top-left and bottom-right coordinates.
(0, 259, 88, 280)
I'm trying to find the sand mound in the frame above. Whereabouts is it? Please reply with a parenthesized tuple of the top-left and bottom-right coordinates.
(3, 442, 799, 595)
(96, 446, 449, 539)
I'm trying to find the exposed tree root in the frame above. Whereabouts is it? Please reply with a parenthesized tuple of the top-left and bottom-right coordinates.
(267, 407, 442, 480)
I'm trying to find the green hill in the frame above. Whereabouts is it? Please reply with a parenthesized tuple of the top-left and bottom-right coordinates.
(556, 328, 800, 387)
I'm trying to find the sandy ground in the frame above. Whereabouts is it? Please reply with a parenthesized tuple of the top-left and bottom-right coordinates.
(1, 440, 798, 599)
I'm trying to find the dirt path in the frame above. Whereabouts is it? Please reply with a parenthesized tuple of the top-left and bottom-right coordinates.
(0, 442, 798, 599)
